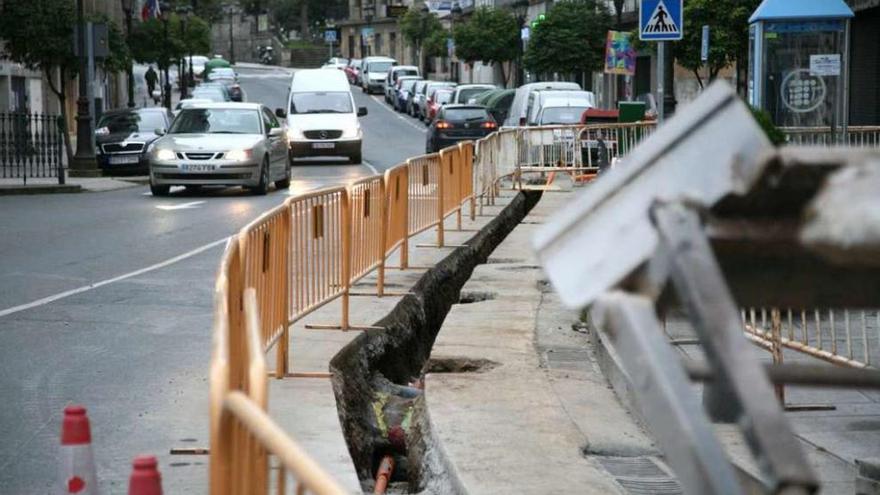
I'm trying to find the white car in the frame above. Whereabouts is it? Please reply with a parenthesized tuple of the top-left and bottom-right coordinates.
(384, 65, 420, 103)
(504, 81, 582, 127)
(286, 69, 368, 163)
(361, 56, 397, 94)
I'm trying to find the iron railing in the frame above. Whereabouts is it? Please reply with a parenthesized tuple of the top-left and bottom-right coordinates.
(0, 112, 65, 184)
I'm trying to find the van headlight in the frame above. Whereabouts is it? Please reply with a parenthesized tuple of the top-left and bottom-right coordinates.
(155, 148, 175, 161)
(287, 127, 304, 140)
(342, 126, 361, 139)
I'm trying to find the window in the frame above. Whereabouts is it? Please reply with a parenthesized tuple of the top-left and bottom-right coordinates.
(442, 108, 489, 121)
(261, 107, 279, 131)
(289, 92, 353, 114)
(389, 32, 397, 58)
(169, 109, 262, 135)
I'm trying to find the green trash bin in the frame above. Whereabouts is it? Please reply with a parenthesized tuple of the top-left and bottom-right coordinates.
(617, 101, 647, 155)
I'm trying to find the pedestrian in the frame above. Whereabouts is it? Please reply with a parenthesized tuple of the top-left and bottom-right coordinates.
(145, 66, 158, 104)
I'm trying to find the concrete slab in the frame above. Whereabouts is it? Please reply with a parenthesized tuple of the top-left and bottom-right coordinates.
(424, 191, 662, 494)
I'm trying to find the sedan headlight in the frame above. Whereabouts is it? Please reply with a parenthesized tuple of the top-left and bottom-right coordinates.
(155, 148, 175, 161)
(225, 149, 253, 161)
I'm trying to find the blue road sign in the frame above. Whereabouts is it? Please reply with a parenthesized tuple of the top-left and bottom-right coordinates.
(639, 0, 683, 41)
(324, 29, 338, 43)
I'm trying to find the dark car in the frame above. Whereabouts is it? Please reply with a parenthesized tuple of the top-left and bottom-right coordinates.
(95, 107, 173, 174)
(425, 105, 497, 153)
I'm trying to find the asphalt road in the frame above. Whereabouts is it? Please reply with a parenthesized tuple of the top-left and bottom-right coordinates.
(0, 65, 427, 492)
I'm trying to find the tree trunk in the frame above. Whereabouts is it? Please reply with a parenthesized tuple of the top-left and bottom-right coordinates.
(299, 0, 310, 39)
(692, 68, 704, 90)
(497, 61, 508, 87)
(46, 66, 74, 168)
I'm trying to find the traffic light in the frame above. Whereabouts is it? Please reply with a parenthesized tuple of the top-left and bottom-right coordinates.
(530, 13, 546, 29)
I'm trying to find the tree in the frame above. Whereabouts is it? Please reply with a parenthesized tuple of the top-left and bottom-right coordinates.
(453, 7, 519, 85)
(523, 0, 611, 79)
(0, 0, 127, 165)
(400, 8, 444, 74)
(671, 0, 760, 90)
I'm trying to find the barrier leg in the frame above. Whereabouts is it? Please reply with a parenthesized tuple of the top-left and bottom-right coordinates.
(275, 325, 289, 380)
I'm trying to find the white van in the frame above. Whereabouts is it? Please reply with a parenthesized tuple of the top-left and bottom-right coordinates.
(361, 56, 397, 94)
(283, 69, 368, 163)
(503, 81, 582, 127)
(526, 90, 595, 126)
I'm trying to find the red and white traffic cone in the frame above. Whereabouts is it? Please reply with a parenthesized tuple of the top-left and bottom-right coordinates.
(128, 455, 162, 495)
(57, 405, 99, 495)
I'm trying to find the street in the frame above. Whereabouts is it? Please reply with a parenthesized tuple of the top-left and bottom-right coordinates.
(0, 65, 426, 492)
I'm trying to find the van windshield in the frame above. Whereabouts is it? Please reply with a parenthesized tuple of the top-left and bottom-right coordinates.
(290, 92, 353, 114)
(368, 62, 394, 73)
(539, 106, 588, 125)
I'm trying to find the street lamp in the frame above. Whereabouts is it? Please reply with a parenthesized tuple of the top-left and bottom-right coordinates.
(121, 0, 135, 108)
(72, 0, 96, 171)
(420, 4, 431, 77)
(450, 2, 462, 82)
(176, 5, 192, 100)
(160, 2, 172, 110)
(223, 4, 239, 64)
(510, 0, 528, 87)
(363, 3, 375, 57)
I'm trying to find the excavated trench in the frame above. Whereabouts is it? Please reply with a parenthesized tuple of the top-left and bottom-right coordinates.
(329, 190, 541, 493)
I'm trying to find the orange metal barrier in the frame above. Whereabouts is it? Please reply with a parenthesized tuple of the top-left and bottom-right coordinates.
(458, 142, 475, 221)
(406, 153, 442, 243)
(383, 164, 409, 271)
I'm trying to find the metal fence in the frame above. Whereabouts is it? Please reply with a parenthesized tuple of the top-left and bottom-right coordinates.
(781, 126, 880, 147)
(0, 112, 65, 184)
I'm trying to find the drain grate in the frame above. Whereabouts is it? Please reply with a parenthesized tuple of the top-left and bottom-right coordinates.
(544, 348, 591, 371)
(596, 456, 682, 495)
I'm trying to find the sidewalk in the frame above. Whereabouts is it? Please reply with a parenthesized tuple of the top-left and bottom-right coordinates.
(0, 174, 147, 195)
(422, 190, 681, 494)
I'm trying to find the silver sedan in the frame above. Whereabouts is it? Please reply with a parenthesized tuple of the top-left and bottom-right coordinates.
(148, 102, 290, 196)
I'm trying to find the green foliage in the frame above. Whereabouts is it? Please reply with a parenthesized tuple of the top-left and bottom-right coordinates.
(399, 7, 443, 50)
(671, 0, 760, 86)
(523, 0, 612, 77)
(0, 0, 77, 75)
(750, 106, 786, 146)
(129, 14, 211, 68)
(453, 7, 518, 82)
(423, 28, 449, 58)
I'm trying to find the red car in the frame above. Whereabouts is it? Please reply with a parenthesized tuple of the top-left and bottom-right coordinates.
(426, 89, 454, 124)
(344, 59, 362, 85)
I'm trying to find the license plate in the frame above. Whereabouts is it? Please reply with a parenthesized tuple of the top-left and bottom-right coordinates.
(180, 163, 216, 172)
(313, 142, 335, 149)
(109, 155, 140, 165)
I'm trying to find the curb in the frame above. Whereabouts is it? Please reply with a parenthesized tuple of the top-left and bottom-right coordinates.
(589, 322, 767, 491)
(0, 184, 83, 195)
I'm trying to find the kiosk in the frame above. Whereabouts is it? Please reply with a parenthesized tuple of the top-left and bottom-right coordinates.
(748, 0, 854, 129)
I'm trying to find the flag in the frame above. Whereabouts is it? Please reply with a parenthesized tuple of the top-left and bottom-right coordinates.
(141, 0, 161, 21)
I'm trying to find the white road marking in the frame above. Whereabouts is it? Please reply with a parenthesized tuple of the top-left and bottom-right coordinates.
(155, 200, 205, 211)
(370, 96, 427, 134)
(362, 160, 380, 175)
(0, 238, 229, 319)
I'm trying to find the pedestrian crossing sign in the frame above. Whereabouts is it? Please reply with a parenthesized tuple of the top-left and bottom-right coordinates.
(639, 0, 683, 41)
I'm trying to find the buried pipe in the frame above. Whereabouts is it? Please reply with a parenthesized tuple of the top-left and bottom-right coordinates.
(374, 455, 395, 494)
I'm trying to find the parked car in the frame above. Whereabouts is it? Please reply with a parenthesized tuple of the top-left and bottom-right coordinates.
(188, 55, 209, 80)
(384, 65, 420, 103)
(425, 105, 497, 153)
(409, 80, 430, 117)
(206, 67, 243, 101)
(420, 82, 457, 122)
(285, 68, 367, 164)
(526, 90, 595, 126)
(392, 76, 420, 110)
(191, 84, 230, 102)
(504, 81, 581, 127)
(95, 107, 173, 174)
(450, 84, 496, 104)
(148, 102, 290, 196)
(326, 57, 349, 69)
(361, 56, 397, 94)
(425, 88, 454, 123)
(345, 59, 363, 85)
(396, 78, 422, 113)
(474, 88, 514, 125)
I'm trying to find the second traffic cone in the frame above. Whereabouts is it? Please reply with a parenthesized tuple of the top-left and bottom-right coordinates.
(128, 455, 162, 495)
(57, 405, 99, 495)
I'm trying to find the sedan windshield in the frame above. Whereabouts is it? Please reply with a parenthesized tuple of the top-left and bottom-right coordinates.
(169, 108, 262, 134)
(539, 106, 588, 125)
(457, 87, 492, 104)
(97, 111, 166, 133)
(290, 92, 353, 114)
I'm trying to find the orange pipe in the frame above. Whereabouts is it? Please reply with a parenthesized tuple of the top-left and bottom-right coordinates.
(373, 455, 395, 494)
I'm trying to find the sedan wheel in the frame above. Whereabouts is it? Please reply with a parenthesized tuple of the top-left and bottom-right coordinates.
(249, 158, 269, 195)
(275, 163, 291, 189)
